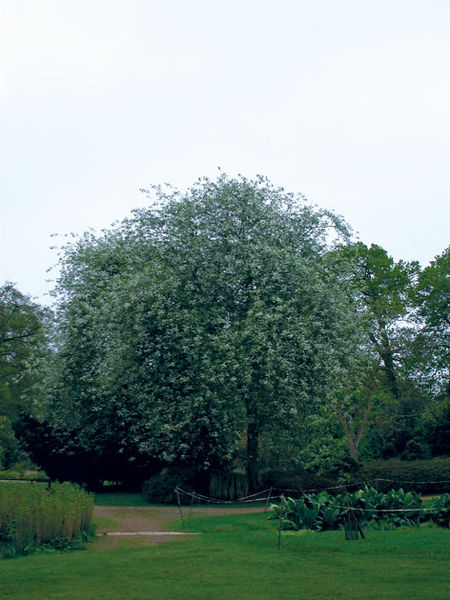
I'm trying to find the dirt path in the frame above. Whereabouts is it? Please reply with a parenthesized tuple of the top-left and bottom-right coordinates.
(92, 504, 265, 550)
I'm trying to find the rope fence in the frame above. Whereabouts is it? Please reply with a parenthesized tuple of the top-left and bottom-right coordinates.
(173, 481, 449, 550)
(174, 477, 450, 508)
(333, 505, 442, 514)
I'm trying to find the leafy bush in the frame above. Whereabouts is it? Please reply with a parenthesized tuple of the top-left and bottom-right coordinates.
(286, 497, 319, 530)
(15, 414, 162, 491)
(261, 468, 339, 494)
(401, 438, 432, 461)
(271, 490, 345, 531)
(360, 458, 450, 494)
(0, 466, 47, 481)
(0, 416, 29, 470)
(0, 482, 94, 557)
(347, 486, 423, 527)
(430, 494, 450, 529)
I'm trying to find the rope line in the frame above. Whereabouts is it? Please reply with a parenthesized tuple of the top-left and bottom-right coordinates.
(368, 478, 450, 485)
(273, 481, 367, 494)
(332, 505, 441, 514)
(175, 486, 272, 504)
(174, 476, 449, 507)
(175, 488, 445, 514)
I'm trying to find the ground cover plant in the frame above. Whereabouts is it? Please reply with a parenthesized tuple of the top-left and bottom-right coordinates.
(271, 486, 450, 531)
(0, 507, 448, 600)
(0, 482, 94, 557)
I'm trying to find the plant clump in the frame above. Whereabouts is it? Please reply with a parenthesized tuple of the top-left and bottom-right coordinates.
(270, 486, 450, 531)
(0, 482, 94, 558)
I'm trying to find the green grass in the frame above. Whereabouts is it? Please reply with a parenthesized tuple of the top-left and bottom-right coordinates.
(93, 492, 150, 507)
(92, 514, 120, 530)
(1, 512, 448, 600)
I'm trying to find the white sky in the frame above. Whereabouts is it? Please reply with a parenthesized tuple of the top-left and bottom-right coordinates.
(1, 0, 449, 305)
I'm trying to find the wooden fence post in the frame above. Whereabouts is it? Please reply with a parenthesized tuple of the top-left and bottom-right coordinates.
(265, 487, 272, 513)
(277, 495, 285, 551)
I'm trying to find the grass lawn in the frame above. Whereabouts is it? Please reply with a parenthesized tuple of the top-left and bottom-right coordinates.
(1, 511, 448, 600)
(93, 492, 151, 507)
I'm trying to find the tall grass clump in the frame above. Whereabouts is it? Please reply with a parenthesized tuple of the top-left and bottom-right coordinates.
(0, 482, 94, 557)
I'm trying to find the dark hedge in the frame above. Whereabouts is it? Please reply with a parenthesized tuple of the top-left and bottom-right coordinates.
(360, 458, 450, 494)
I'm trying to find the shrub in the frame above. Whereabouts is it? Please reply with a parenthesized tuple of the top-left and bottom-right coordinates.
(261, 468, 339, 494)
(430, 494, 450, 528)
(0, 482, 94, 557)
(401, 438, 432, 461)
(15, 414, 162, 491)
(359, 458, 450, 494)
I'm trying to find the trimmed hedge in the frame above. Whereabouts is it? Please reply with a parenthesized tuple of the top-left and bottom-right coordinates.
(261, 468, 340, 493)
(360, 458, 450, 494)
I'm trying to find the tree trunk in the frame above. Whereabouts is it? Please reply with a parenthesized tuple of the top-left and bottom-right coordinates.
(337, 415, 360, 463)
(246, 420, 260, 492)
(337, 367, 378, 464)
(379, 328, 399, 398)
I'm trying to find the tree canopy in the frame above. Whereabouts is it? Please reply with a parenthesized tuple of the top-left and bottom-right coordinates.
(0, 283, 50, 468)
(38, 174, 364, 488)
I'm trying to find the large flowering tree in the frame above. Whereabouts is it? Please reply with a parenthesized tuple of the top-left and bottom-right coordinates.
(40, 174, 361, 489)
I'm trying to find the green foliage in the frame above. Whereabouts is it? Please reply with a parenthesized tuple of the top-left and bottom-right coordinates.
(338, 243, 419, 391)
(430, 494, 450, 528)
(14, 413, 162, 490)
(347, 486, 423, 527)
(261, 466, 339, 493)
(0, 482, 94, 557)
(0, 283, 50, 417)
(424, 402, 450, 456)
(0, 466, 46, 480)
(0, 415, 27, 469)
(327, 243, 449, 467)
(271, 485, 447, 532)
(401, 438, 432, 460)
(42, 173, 361, 488)
(410, 247, 449, 397)
(275, 496, 320, 530)
(360, 458, 450, 494)
(0, 284, 51, 472)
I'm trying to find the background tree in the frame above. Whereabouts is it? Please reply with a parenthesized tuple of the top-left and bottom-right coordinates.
(0, 282, 50, 468)
(410, 247, 449, 398)
(340, 243, 419, 398)
(332, 243, 449, 462)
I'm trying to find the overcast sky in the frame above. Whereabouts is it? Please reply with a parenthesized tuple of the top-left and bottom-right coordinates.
(1, 0, 449, 305)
